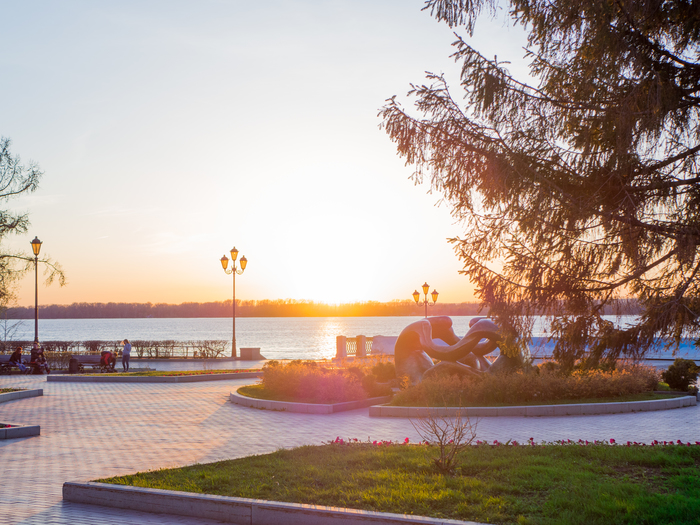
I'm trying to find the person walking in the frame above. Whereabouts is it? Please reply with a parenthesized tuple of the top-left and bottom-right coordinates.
(121, 339, 131, 372)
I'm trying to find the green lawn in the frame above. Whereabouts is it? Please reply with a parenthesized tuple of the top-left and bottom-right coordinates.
(99, 443, 700, 525)
(83, 369, 261, 377)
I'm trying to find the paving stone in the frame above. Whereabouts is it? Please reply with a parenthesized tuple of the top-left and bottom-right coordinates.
(0, 374, 698, 524)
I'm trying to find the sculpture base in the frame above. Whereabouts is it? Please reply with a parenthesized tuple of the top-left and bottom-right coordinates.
(239, 348, 265, 360)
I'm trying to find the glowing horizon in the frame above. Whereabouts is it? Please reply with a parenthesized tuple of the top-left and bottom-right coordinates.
(3, 1, 528, 308)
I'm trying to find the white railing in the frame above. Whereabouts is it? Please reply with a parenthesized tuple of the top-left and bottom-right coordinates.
(335, 335, 397, 359)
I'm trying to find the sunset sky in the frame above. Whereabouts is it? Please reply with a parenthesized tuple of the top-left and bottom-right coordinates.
(2, 1, 529, 307)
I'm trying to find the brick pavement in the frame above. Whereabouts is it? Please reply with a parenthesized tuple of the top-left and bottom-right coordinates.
(0, 374, 698, 524)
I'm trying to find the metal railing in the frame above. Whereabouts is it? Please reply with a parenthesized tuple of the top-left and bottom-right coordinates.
(0, 340, 230, 359)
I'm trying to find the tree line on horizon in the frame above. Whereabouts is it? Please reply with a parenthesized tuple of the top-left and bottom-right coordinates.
(3, 298, 643, 319)
(4, 299, 486, 319)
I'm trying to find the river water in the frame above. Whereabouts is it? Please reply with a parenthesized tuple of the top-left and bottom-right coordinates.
(5, 315, 698, 364)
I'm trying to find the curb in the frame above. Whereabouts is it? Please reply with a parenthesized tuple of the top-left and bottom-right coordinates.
(231, 388, 393, 414)
(47, 372, 262, 383)
(63, 482, 484, 525)
(370, 395, 697, 418)
(0, 388, 43, 404)
(0, 422, 40, 439)
(655, 390, 700, 401)
(0, 389, 42, 439)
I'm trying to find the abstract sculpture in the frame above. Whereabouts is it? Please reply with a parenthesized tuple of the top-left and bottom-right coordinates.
(394, 316, 521, 384)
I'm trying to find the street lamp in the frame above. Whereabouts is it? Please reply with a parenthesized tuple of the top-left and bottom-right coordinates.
(220, 247, 247, 358)
(412, 282, 438, 318)
(30, 237, 42, 344)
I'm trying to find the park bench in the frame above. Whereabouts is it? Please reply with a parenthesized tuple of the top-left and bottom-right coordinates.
(70, 354, 115, 373)
(0, 354, 31, 374)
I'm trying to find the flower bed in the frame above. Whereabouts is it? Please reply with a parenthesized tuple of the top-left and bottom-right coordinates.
(244, 360, 392, 404)
(392, 363, 660, 407)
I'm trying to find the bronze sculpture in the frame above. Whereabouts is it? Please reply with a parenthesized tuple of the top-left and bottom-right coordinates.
(394, 316, 520, 384)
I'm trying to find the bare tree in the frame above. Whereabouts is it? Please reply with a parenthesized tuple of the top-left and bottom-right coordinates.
(0, 137, 65, 308)
(411, 407, 479, 474)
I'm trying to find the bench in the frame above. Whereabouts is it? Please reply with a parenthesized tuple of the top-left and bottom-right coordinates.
(0, 354, 32, 374)
(70, 354, 115, 373)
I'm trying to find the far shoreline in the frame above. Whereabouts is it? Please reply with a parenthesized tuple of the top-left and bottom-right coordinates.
(5, 299, 643, 319)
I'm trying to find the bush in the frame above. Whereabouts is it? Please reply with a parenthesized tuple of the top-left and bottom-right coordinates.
(391, 364, 660, 407)
(662, 358, 699, 392)
(371, 361, 396, 382)
(45, 351, 71, 370)
(261, 360, 368, 403)
(361, 374, 393, 398)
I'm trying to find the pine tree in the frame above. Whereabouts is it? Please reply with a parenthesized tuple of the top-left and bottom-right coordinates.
(381, 0, 700, 368)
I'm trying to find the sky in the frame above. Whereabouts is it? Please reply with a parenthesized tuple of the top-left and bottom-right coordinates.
(2, 0, 530, 307)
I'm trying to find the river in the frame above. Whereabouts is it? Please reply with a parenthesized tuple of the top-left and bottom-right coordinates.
(4, 315, 697, 365)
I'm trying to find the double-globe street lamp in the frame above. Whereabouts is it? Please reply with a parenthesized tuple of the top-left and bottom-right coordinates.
(413, 282, 438, 318)
(220, 247, 247, 358)
(30, 236, 42, 344)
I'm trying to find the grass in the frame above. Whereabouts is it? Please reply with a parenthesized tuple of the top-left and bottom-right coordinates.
(0, 388, 24, 394)
(236, 383, 391, 403)
(99, 442, 700, 525)
(238, 383, 293, 401)
(389, 391, 684, 407)
(82, 369, 261, 377)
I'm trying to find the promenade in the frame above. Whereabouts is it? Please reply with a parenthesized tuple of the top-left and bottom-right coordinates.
(1, 374, 698, 524)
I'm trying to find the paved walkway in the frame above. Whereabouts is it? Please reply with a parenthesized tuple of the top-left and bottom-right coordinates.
(1, 375, 698, 524)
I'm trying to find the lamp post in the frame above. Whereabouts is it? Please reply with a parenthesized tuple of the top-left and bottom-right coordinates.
(220, 247, 247, 358)
(412, 282, 438, 318)
(30, 237, 42, 344)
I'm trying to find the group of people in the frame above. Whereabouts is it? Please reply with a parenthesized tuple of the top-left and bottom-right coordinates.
(102, 339, 131, 371)
(8, 344, 50, 374)
(98, 340, 131, 371)
(8, 339, 132, 374)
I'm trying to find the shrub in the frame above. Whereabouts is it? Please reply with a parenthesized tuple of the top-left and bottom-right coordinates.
(261, 360, 368, 403)
(361, 374, 393, 398)
(391, 364, 660, 407)
(371, 361, 396, 382)
(662, 358, 699, 392)
(45, 351, 71, 370)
